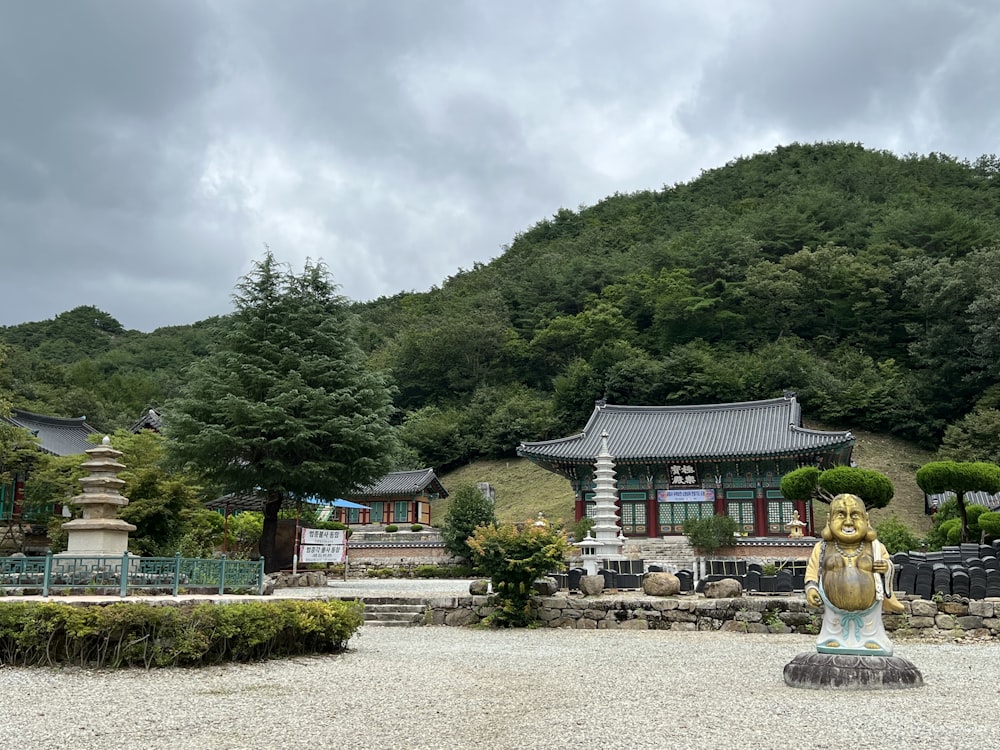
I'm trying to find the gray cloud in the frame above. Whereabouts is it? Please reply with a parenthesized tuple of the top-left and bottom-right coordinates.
(1, 0, 998, 331)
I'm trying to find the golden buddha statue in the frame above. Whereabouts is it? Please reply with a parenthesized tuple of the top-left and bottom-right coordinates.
(804, 493, 904, 655)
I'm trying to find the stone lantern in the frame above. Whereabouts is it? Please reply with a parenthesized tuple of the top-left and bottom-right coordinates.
(61, 436, 136, 555)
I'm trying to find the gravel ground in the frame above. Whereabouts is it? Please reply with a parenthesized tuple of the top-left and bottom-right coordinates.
(4, 581, 998, 749)
(3, 624, 999, 750)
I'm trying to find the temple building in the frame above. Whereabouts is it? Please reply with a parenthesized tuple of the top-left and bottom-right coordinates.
(517, 394, 854, 538)
(1, 409, 98, 523)
(339, 468, 448, 527)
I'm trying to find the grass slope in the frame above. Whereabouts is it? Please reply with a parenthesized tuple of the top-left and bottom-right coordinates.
(435, 429, 936, 538)
(433, 459, 575, 529)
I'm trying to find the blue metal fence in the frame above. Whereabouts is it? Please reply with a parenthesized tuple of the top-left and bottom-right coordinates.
(0, 552, 265, 597)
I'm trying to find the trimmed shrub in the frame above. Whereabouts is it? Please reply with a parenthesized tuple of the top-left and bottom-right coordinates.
(684, 514, 739, 553)
(0, 599, 362, 668)
(384, 525, 399, 533)
(410, 524, 424, 532)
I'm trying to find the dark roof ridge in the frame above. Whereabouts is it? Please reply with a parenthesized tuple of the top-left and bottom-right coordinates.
(595, 396, 793, 412)
(791, 424, 852, 438)
(11, 408, 96, 428)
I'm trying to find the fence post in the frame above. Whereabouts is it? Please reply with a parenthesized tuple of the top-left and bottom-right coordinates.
(120, 552, 129, 597)
(42, 550, 52, 597)
(258, 556, 265, 595)
(218, 554, 227, 595)
(173, 552, 182, 596)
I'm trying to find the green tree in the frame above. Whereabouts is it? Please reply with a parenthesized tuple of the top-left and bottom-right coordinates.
(874, 516, 922, 554)
(780, 465, 893, 509)
(978, 511, 1000, 543)
(441, 483, 497, 562)
(916, 461, 1000, 543)
(939, 409, 1000, 464)
(167, 253, 397, 572)
(816, 466, 895, 509)
(683, 514, 739, 553)
(779, 467, 821, 502)
(467, 521, 570, 627)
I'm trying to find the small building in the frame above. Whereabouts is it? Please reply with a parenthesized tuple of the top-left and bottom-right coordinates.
(1, 408, 98, 522)
(517, 395, 854, 538)
(925, 490, 1000, 514)
(338, 468, 448, 527)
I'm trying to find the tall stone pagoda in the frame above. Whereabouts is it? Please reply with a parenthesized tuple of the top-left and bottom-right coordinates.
(61, 436, 136, 555)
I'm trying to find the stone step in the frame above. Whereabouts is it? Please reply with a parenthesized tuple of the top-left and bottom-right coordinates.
(366, 611, 424, 623)
(359, 599, 427, 627)
(364, 619, 420, 628)
(365, 603, 426, 614)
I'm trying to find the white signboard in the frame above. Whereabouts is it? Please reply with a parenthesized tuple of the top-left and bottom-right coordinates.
(299, 544, 347, 563)
(301, 528, 346, 545)
(657, 489, 715, 503)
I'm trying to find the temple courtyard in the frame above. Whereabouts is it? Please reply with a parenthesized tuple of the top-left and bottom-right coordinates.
(2, 610, 997, 750)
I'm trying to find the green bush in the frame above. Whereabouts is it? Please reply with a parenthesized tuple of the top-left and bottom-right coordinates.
(570, 516, 595, 542)
(683, 514, 739, 553)
(366, 567, 395, 578)
(875, 515, 922, 554)
(926, 500, 991, 549)
(410, 524, 424, 532)
(410, 564, 476, 578)
(0, 599, 362, 668)
(467, 522, 570, 627)
(384, 525, 398, 533)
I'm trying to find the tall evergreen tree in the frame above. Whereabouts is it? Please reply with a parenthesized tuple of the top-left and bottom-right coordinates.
(167, 253, 397, 571)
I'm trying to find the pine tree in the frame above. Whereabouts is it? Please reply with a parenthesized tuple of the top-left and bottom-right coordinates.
(441, 483, 497, 561)
(167, 253, 397, 571)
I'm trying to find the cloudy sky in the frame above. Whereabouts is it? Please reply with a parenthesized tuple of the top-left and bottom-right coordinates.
(2, 1, 998, 331)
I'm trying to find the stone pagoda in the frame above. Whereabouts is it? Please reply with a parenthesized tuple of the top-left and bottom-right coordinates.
(61, 436, 136, 555)
(575, 431, 625, 575)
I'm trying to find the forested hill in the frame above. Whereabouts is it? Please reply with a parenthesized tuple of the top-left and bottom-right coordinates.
(4, 142, 1000, 471)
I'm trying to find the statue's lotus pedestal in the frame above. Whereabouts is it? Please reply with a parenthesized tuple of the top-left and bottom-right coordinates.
(783, 652, 923, 690)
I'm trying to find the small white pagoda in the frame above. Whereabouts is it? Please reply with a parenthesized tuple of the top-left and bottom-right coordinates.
(575, 431, 625, 575)
(61, 436, 136, 555)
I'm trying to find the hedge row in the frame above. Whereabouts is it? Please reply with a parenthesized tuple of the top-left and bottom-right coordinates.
(0, 599, 363, 669)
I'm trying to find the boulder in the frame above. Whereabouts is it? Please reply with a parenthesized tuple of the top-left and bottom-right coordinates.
(643, 572, 680, 597)
(579, 574, 605, 596)
(468, 579, 490, 595)
(703, 577, 743, 599)
(533, 576, 559, 596)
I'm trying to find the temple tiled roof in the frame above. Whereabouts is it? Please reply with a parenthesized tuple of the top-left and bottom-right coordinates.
(349, 468, 448, 498)
(5, 408, 99, 456)
(129, 408, 163, 433)
(517, 396, 854, 463)
(926, 490, 1000, 512)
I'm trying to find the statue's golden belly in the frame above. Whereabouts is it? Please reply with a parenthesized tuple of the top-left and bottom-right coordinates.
(823, 560, 876, 611)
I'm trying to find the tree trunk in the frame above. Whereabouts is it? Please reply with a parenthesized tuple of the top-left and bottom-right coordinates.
(260, 490, 283, 573)
(957, 491, 969, 544)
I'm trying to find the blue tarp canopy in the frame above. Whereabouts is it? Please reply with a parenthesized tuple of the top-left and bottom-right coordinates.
(304, 496, 368, 509)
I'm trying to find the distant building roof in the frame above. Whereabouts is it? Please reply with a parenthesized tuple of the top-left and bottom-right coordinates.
(129, 408, 163, 433)
(347, 468, 449, 499)
(517, 395, 854, 466)
(5, 408, 99, 456)
(204, 469, 449, 512)
(926, 490, 1000, 513)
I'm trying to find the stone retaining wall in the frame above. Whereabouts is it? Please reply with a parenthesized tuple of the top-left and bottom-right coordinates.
(423, 593, 1000, 639)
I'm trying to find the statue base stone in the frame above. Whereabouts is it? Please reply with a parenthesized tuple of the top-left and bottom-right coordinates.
(783, 652, 923, 690)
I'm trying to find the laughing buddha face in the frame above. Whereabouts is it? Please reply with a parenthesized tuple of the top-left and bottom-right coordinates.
(823, 493, 876, 545)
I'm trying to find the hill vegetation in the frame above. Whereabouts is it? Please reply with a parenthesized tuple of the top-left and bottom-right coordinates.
(3, 142, 999, 536)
